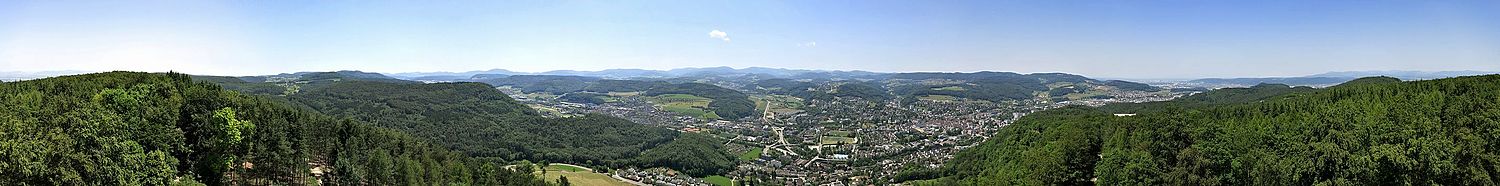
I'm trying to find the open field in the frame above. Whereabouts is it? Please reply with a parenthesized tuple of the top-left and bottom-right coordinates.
(820, 136, 859, 145)
(607, 91, 642, 96)
(547, 164, 587, 172)
(528, 104, 574, 117)
(916, 95, 959, 101)
(533, 164, 633, 186)
(827, 130, 853, 137)
(703, 175, 734, 186)
(739, 148, 763, 161)
(650, 94, 721, 119)
(753, 95, 805, 114)
(931, 86, 966, 91)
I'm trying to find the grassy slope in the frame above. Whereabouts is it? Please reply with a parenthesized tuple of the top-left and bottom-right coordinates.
(651, 94, 721, 119)
(534, 164, 632, 186)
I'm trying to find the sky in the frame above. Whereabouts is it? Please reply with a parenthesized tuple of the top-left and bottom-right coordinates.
(0, 0, 1497, 78)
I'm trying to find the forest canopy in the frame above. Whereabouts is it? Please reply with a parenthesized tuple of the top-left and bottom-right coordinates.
(0, 72, 548, 185)
(927, 75, 1500, 185)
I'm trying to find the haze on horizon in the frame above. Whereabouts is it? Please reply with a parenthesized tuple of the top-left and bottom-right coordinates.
(1, 1, 1497, 79)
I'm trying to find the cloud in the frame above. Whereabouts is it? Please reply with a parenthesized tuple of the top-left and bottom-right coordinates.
(708, 30, 730, 42)
(798, 41, 818, 47)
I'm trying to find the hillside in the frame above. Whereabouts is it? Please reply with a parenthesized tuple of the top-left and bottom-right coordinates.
(1097, 83, 1318, 114)
(928, 75, 1500, 185)
(1188, 77, 1353, 87)
(0, 72, 546, 185)
(476, 75, 758, 120)
(250, 80, 736, 177)
(887, 72, 1159, 102)
(282, 81, 681, 165)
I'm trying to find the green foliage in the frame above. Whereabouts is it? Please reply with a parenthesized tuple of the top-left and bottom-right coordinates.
(477, 75, 601, 94)
(1099, 83, 1318, 114)
(831, 82, 891, 100)
(646, 83, 756, 119)
(703, 175, 733, 186)
(636, 133, 736, 177)
(1104, 80, 1159, 91)
(1329, 76, 1401, 88)
(940, 75, 1500, 185)
(558, 92, 609, 104)
(282, 81, 678, 168)
(479, 75, 757, 119)
(0, 72, 546, 185)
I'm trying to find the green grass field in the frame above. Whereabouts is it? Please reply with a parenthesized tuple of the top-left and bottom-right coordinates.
(533, 164, 632, 186)
(738, 148, 763, 161)
(820, 136, 859, 145)
(654, 94, 712, 102)
(916, 95, 959, 101)
(606, 91, 641, 96)
(651, 94, 722, 119)
(546, 164, 586, 172)
(703, 175, 734, 186)
(931, 86, 967, 91)
(753, 95, 805, 115)
(827, 130, 853, 137)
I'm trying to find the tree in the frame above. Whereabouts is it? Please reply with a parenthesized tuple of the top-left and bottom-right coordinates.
(937, 75, 1500, 185)
(0, 72, 550, 185)
(558, 176, 572, 186)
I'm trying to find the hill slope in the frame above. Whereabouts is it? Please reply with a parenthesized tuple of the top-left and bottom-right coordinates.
(931, 75, 1500, 185)
(283, 81, 680, 166)
(477, 75, 758, 119)
(261, 80, 738, 177)
(0, 72, 545, 185)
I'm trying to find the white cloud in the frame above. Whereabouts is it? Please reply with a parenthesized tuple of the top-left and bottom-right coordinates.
(798, 41, 818, 47)
(708, 30, 730, 42)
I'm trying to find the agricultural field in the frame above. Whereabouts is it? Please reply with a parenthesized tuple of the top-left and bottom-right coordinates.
(527, 104, 575, 118)
(753, 95, 805, 113)
(703, 175, 734, 186)
(915, 95, 959, 101)
(547, 164, 587, 172)
(739, 148, 763, 161)
(827, 130, 854, 137)
(931, 86, 966, 91)
(606, 91, 642, 96)
(649, 94, 721, 119)
(533, 164, 633, 186)
(819, 136, 859, 145)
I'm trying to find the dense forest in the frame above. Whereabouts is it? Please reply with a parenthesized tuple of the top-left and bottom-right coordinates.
(925, 75, 1500, 185)
(475, 75, 758, 119)
(260, 80, 736, 176)
(0, 72, 548, 185)
(1097, 83, 1321, 114)
(643, 83, 757, 119)
(635, 133, 737, 177)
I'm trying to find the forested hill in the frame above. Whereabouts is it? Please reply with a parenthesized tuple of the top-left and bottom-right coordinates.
(887, 72, 1162, 102)
(1097, 83, 1319, 114)
(923, 75, 1500, 185)
(0, 72, 547, 185)
(476, 75, 758, 119)
(275, 80, 736, 176)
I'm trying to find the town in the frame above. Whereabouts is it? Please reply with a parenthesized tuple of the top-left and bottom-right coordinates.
(503, 81, 1190, 185)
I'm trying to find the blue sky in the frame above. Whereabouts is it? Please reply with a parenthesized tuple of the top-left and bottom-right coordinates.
(1, 0, 1496, 78)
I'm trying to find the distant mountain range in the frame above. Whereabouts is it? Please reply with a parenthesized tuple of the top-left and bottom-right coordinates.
(0, 70, 92, 81)
(1183, 70, 1497, 88)
(1308, 70, 1497, 80)
(386, 66, 881, 80)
